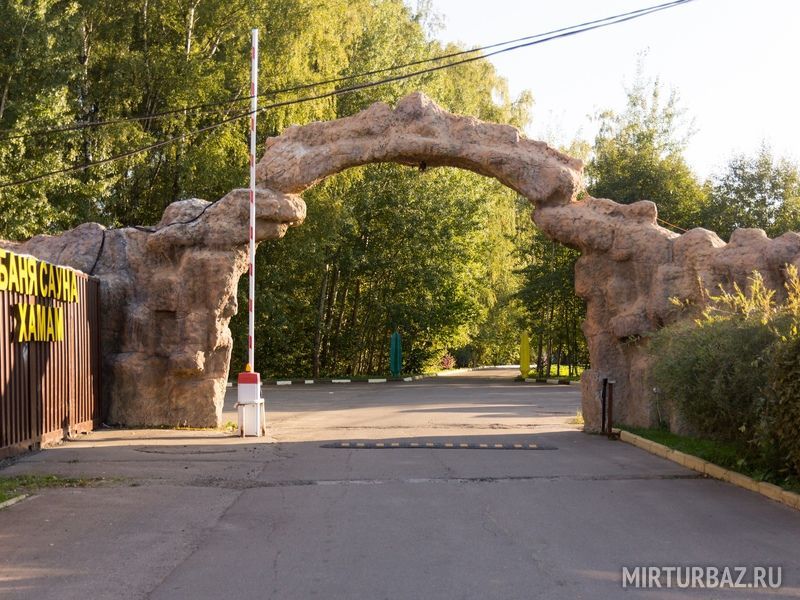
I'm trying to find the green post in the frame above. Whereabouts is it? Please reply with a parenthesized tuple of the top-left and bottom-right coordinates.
(520, 331, 530, 379)
(390, 331, 402, 377)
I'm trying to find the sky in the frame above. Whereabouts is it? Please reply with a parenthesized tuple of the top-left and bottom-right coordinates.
(428, 0, 800, 179)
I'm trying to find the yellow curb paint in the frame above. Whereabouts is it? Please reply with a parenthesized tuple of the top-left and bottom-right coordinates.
(728, 471, 759, 493)
(681, 455, 711, 474)
(758, 482, 785, 502)
(671, 450, 694, 468)
(780, 490, 800, 510)
(620, 431, 800, 512)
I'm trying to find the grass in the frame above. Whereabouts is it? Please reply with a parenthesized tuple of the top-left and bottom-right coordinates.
(568, 410, 584, 425)
(623, 426, 800, 494)
(0, 475, 102, 504)
(522, 365, 585, 381)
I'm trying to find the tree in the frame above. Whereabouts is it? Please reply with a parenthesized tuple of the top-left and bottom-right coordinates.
(702, 145, 800, 240)
(587, 69, 708, 230)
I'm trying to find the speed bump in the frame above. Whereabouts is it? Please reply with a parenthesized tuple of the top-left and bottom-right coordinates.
(320, 441, 556, 450)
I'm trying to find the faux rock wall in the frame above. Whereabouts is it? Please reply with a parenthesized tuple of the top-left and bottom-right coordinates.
(3, 92, 798, 429)
(2, 188, 304, 426)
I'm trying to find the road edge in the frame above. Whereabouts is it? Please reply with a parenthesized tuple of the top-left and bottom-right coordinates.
(0, 494, 28, 510)
(619, 430, 800, 512)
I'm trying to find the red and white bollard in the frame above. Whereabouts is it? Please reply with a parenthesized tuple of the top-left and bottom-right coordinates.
(237, 370, 264, 437)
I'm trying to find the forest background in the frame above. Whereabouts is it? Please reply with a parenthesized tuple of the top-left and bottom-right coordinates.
(2, 0, 798, 378)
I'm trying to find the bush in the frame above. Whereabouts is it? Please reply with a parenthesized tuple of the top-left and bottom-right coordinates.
(650, 317, 776, 443)
(762, 330, 800, 477)
(440, 353, 456, 370)
(649, 268, 800, 481)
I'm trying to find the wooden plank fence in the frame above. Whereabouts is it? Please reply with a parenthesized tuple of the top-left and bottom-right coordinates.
(1, 255, 101, 458)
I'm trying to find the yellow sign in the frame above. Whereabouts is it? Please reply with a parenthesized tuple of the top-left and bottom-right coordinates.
(14, 303, 64, 342)
(1, 249, 80, 343)
(0, 249, 79, 303)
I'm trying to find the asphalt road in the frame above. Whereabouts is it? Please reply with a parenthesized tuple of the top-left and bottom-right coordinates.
(1, 368, 799, 599)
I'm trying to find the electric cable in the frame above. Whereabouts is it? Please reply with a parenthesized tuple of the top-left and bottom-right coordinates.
(0, 0, 696, 189)
(0, 0, 694, 143)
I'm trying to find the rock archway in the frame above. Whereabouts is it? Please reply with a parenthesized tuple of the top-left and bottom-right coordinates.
(5, 92, 799, 429)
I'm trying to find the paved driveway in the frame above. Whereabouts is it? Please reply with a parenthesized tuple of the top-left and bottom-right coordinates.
(1, 369, 798, 599)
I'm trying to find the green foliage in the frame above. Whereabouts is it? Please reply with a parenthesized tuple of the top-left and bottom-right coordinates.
(0, 474, 99, 503)
(586, 65, 708, 229)
(702, 145, 800, 240)
(624, 426, 743, 473)
(650, 267, 800, 481)
(516, 221, 587, 379)
(763, 331, 800, 478)
(650, 316, 775, 442)
(232, 163, 528, 377)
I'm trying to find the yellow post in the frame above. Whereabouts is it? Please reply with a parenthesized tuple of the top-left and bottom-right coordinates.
(520, 331, 530, 379)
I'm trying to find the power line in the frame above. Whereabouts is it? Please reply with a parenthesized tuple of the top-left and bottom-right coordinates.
(0, 0, 694, 143)
(0, 0, 696, 190)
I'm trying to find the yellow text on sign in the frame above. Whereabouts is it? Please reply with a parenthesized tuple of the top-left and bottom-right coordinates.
(14, 303, 65, 342)
(0, 249, 79, 303)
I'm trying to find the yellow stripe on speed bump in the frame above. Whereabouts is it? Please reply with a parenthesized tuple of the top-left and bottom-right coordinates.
(321, 441, 556, 450)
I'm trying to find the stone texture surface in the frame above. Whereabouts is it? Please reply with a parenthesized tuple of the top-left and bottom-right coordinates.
(4, 92, 799, 429)
(257, 92, 583, 206)
(534, 197, 800, 430)
(1, 188, 304, 426)
(258, 93, 800, 432)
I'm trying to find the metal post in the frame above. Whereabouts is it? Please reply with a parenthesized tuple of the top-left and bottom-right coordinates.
(606, 380, 617, 439)
(247, 27, 258, 372)
(600, 377, 608, 434)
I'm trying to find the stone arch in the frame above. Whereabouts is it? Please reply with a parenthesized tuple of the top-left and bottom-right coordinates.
(5, 92, 800, 429)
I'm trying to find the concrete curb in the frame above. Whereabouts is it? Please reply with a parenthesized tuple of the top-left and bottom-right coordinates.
(225, 367, 583, 387)
(0, 494, 28, 510)
(257, 374, 428, 386)
(524, 378, 580, 386)
(619, 430, 800, 512)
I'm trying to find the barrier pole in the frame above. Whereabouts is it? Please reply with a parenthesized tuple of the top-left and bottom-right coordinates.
(248, 27, 258, 372)
(237, 28, 264, 437)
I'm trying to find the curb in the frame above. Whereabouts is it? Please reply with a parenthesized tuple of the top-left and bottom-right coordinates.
(225, 367, 582, 387)
(258, 374, 427, 386)
(0, 494, 28, 510)
(524, 378, 580, 385)
(619, 430, 800, 512)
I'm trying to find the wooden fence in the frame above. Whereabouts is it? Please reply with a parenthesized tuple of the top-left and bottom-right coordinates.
(1, 254, 101, 458)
